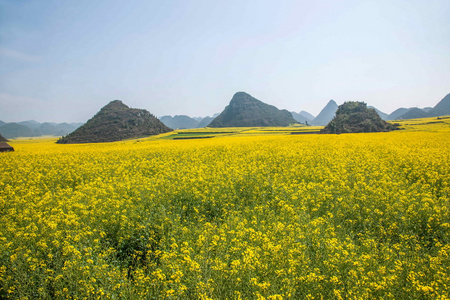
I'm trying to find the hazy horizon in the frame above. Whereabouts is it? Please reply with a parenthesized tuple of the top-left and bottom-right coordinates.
(1, 0, 449, 123)
(0, 93, 447, 125)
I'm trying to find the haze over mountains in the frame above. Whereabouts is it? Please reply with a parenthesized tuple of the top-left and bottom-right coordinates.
(291, 111, 314, 124)
(159, 115, 215, 129)
(159, 92, 450, 128)
(310, 100, 339, 126)
(0, 120, 82, 139)
(382, 93, 450, 120)
(2, 92, 449, 139)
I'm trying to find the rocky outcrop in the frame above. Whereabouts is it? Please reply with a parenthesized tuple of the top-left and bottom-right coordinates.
(209, 92, 297, 127)
(57, 100, 172, 143)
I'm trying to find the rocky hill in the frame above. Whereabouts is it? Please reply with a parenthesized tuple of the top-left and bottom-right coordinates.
(57, 100, 172, 144)
(311, 100, 338, 125)
(208, 92, 297, 127)
(321, 101, 396, 134)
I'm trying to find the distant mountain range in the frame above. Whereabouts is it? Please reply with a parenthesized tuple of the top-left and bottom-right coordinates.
(385, 93, 450, 120)
(159, 115, 215, 129)
(0, 120, 83, 139)
(301, 93, 450, 125)
(2, 93, 449, 139)
(291, 111, 315, 124)
(160, 115, 199, 129)
(208, 92, 297, 127)
(395, 108, 430, 120)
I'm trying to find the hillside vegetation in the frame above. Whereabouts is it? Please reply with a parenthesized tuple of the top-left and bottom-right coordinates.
(321, 101, 396, 134)
(209, 92, 297, 127)
(57, 100, 172, 143)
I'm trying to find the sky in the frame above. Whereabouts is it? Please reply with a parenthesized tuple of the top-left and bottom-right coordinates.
(0, 0, 449, 123)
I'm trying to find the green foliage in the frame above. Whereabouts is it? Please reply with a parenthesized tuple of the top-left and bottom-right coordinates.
(57, 100, 172, 144)
(209, 92, 297, 127)
(321, 101, 397, 134)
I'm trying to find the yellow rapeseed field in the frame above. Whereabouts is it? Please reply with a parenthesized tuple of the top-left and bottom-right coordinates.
(1, 118, 449, 299)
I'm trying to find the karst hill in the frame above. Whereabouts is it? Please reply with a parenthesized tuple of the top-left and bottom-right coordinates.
(321, 101, 396, 134)
(57, 100, 172, 144)
(208, 92, 297, 127)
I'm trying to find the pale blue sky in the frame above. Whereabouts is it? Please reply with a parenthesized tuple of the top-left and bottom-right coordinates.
(1, 0, 449, 122)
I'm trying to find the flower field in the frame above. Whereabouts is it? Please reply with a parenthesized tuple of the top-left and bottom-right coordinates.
(1, 119, 449, 299)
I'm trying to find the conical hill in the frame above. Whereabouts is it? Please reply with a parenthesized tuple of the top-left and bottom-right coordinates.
(208, 92, 297, 127)
(321, 101, 396, 134)
(57, 100, 172, 144)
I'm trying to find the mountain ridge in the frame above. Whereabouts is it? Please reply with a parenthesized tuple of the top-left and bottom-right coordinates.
(3, 93, 450, 133)
(0, 120, 82, 138)
(386, 93, 450, 120)
(291, 111, 314, 124)
(160, 115, 200, 129)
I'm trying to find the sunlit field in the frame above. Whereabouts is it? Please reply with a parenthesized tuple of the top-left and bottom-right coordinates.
(1, 118, 449, 299)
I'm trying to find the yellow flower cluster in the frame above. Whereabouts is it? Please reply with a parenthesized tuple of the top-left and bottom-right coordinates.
(1, 123, 449, 299)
